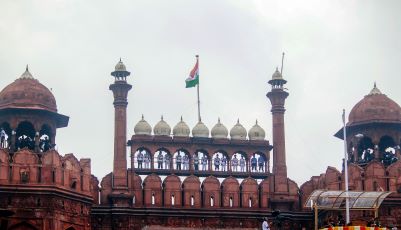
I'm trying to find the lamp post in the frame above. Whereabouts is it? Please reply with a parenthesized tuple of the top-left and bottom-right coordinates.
(342, 109, 350, 224)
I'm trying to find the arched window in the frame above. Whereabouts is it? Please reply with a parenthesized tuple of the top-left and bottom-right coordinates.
(252, 152, 267, 172)
(196, 150, 209, 171)
(132, 195, 136, 205)
(39, 124, 53, 152)
(232, 152, 247, 172)
(173, 149, 190, 170)
(154, 149, 170, 170)
(212, 151, 228, 172)
(20, 170, 29, 183)
(171, 194, 175, 206)
(249, 197, 252, 207)
(191, 195, 194, 206)
(0, 122, 11, 149)
(133, 148, 151, 169)
(15, 121, 36, 151)
(210, 196, 214, 207)
(71, 180, 77, 190)
(52, 169, 56, 183)
(229, 197, 233, 207)
(151, 193, 155, 205)
(358, 137, 374, 163)
(379, 136, 397, 166)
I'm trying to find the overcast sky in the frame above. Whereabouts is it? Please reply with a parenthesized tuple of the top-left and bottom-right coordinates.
(1, 0, 401, 186)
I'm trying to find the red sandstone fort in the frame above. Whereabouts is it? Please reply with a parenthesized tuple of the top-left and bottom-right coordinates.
(0, 61, 400, 229)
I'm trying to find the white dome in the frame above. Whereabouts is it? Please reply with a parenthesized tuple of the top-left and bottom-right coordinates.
(115, 58, 126, 71)
(153, 116, 171, 136)
(134, 115, 152, 135)
(173, 116, 190, 137)
(248, 120, 265, 140)
(192, 120, 209, 138)
(272, 67, 282, 80)
(211, 118, 228, 139)
(230, 119, 247, 140)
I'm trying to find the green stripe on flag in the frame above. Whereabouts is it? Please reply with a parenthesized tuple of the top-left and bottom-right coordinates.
(185, 75, 199, 88)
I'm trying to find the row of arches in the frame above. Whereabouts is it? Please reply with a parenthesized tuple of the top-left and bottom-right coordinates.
(101, 173, 271, 209)
(349, 135, 400, 166)
(300, 160, 401, 206)
(132, 147, 270, 173)
(0, 149, 91, 194)
(0, 121, 54, 152)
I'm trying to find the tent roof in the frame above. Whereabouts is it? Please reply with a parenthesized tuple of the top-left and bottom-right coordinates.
(305, 190, 392, 210)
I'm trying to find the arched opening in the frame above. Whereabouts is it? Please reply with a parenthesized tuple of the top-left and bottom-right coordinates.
(71, 180, 77, 190)
(249, 197, 252, 207)
(379, 135, 398, 166)
(15, 121, 35, 151)
(252, 152, 267, 172)
(229, 197, 233, 207)
(173, 149, 190, 170)
(212, 151, 228, 172)
(171, 194, 175, 206)
(195, 150, 209, 171)
(51, 168, 56, 183)
(232, 152, 247, 172)
(191, 195, 194, 206)
(133, 148, 151, 169)
(348, 141, 355, 162)
(0, 122, 11, 149)
(39, 124, 53, 152)
(357, 136, 374, 163)
(151, 193, 155, 205)
(210, 196, 214, 207)
(20, 169, 29, 183)
(154, 148, 171, 170)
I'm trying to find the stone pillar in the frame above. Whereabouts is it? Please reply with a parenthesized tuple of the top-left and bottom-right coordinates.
(10, 130, 16, 153)
(374, 144, 380, 159)
(34, 131, 40, 153)
(353, 144, 359, 163)
(396, 147, 401, 159)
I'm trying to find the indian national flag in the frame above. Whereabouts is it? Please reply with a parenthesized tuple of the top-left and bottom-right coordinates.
(185, 56, 199, 88)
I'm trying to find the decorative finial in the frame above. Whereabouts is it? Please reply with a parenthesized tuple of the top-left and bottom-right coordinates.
(256, 119, 258, 125)
(141, 114, 144, 120)
(20, 65, 34, 79)
(237, 118, 240, 124)
(161, 115, 164, 120)
(369, 82, 382, 95)
(218, 117, 221, 123)
(195, 54, 199, 58)
(180, 116, 183, 122)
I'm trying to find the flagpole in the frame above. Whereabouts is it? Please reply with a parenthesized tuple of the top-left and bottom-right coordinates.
(196, 55, 201, 122)
(342, 109, 350, 224)
(197, 83, 201, 122)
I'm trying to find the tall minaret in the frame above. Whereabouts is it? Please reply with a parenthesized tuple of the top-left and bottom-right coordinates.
(266, 67, 289, 193)
(110, 59, 132, 190)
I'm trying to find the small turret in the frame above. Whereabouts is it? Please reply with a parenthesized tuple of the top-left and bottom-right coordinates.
(111, 58, 131, 82)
